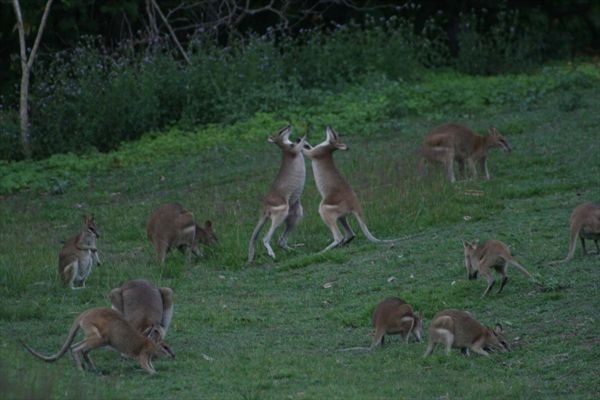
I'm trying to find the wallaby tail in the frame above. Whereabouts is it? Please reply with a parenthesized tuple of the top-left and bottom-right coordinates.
(20, 318, 80, 362)
(247, 212, 268, 263)
(549, 223, 580, 265)
(505, 258, 532, 278)
(353, 211, 389, 243)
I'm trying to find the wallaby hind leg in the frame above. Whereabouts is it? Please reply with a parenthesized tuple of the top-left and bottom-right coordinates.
(278, 200, 303, 249)
(457, 159, 466, 180)
(594, 239, 600, 253)
(497, 263, 508, 294)
(319, 204, 345, 253)
(580, 236, 588, 255)
(339, 216, 355, 245)
(154, 240, 168, 264)
(71, 336, 105, 371)
(262, 205, 290, 259)
(481, 270, 495, 297)
(372, 329, 385, 348)
(443, 156, 456, 183)
(424, 341, 436, 357)
(479, 157, 490, 180)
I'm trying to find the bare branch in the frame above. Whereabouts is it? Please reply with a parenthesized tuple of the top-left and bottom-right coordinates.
(27, 0, 54, 70)
(150, 0, 191, 64)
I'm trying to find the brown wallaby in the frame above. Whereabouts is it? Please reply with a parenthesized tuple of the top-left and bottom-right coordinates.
(248, 125, 307, 263)
(147, 202, 217, 264)
(424, 309, 510, 357)
(419, 123, 512, 182)
(58, 215, 101, 289)
(302, 126, 393, 253)
(21, 307, 175, 374)
(110, 279, 174, 340)
(372, 297, 423, 347)
(550, 202, 600, 264)
(463, 239, 532, 297)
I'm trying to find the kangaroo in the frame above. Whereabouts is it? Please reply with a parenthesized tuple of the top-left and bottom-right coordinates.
(248, 125, 307, 263)
(372, 297, 423, 347)
(550, 202, 600, 264)
(58, 215, 101, 289)
(419, 123, 512, 182)
(302, 126, 393, 252)
(147, 202, 217, 264)
(463, 239, 532, 297)
(424, 309, 510, 357)
(110, 279, 174, 341)
(21, 307, 174, 374)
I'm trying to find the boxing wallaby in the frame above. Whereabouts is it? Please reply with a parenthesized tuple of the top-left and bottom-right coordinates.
(21, 307, 174, 374)
(147, 202, 217, 264)
(302, 126, 392, 253)
(419, 123, 512, 182)
(110, 279, 174, 340)
(58, 214, 101, 289)
(550, 202, 600, 264)
(424, 309, 510, 357)
(463, 239, 532, 297)
(372, 297, 423, 347)
(248, 125, 307, 263)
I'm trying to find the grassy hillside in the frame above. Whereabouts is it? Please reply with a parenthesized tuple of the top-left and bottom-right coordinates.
(1, 63, 599, 399)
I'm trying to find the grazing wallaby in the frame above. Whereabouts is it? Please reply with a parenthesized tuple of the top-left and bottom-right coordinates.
(550, 202, 600, 264)
(147, 202, 217, 264)
(424, 309, 510, 357)
(302, 126, 392, 252)
(463, 239, 532, 297)
(110, 279, 174, 340)
(248, 125, 307, 263)
(21, 307, 174, 374)
(372, 297, 423, 347)
(58, 215, 101, 289)
(419, 123, 512, 182)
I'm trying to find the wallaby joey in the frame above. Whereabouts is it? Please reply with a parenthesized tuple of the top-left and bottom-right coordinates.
(302, 126, 393, 252)
(58, 214, 101, 289)
(424, 309, 510, 357)
(463, 239, 532, 297)
(550, 202, 600, 264)
(248, 125, 307, 263)
(21, 307, 175, 375)
(372, 297, 423, 347)
(147, 202, 217, 264)
(419, 123, 512, 182)
(110, 279, 174, 340)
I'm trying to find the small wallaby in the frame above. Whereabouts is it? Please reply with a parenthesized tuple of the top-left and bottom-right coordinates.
(302, 127, 393, 253)
(110, 279, 174, 340)
(419, 123, 512, 182)
(463, 239, 532, 297)
(372, 297, 423, 347)
(21, 307, 174, 374)
(550, 202, 600, 264)
(424, 309, 510, 357)
(147, 202, 217, 264)
(58, 215, 101, 289)
(248, 125, 307, 263)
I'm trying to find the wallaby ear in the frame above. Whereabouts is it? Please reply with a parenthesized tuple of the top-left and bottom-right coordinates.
(335, 142, 348, 151)
(325, 126, 337, 143)
(494, 323, 503, 334)
(488, 126, 499, 136)
(160, 341, 176, 358)
(267, 135, 276, 143)
(462, 240, 469, 248)
(205, 220, 212, 229)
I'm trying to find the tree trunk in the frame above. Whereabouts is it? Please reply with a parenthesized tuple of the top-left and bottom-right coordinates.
(18, 65, 31, 158)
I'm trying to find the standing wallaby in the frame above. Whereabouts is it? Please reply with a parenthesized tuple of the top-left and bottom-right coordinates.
(372, 297, 423, 347)
(110, 279, 174, 341)
(302, 126, 393, 252)
(463, 239, 532, 297)
(21, 307, 175, 374)
(550, 202, 600, 264)
(419, 123, 512, 182)
(147, 202, 217, 264)
(58, 215, 101, 289)
(424, 309, 510, 357)
(248, 125, 307, 263)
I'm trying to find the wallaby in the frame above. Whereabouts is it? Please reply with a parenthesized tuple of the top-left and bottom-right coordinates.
(372, 297, 423, 347)
(463, 239, 532, 297)
(147, 202, 217, 264)
(58, 215, 101, 289)
(550, 202, 600, 264)
(423, 309, 510, 357)
(110, 279, 174, 340)
(21, 307, 174, 374)
(248, 125, 307, 263)
(302, 126, 395, 252)
(419, 123, 512, 182)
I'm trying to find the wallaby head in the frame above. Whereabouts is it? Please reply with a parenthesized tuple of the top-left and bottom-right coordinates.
(82, 214, 100, 238)
(485, 323, 511, 352)
(143, 334, 176, 358)
(488, 127, 512, 153)
(302, 126, 348, 159)
(195, 220, 218, 247)
(268, 125, 306, 156)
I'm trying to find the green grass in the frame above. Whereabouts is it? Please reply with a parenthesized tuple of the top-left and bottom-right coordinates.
(1, 63, 600, 399)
